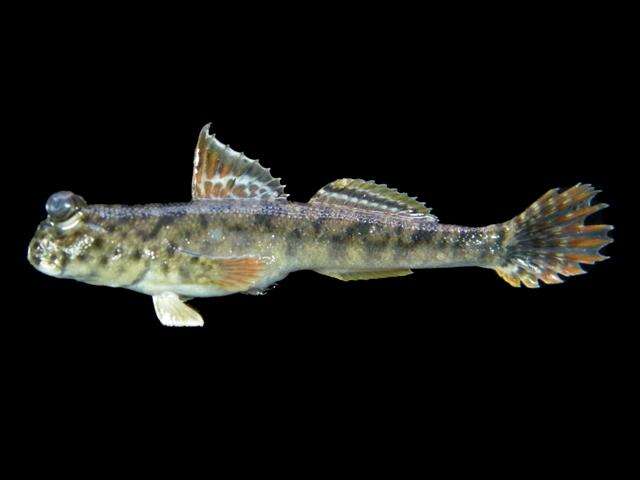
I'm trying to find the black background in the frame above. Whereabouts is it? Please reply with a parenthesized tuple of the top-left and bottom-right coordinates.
(5, 6, 633, 469)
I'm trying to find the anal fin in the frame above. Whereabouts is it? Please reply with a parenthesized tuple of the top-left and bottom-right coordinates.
(152, 292, 204, 327)
(317, 269, 413, 281)
(242, 284, 277, 296)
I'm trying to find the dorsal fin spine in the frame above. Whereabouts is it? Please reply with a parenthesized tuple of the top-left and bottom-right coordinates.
(192, 123, 288, 201)
(310, 178, 437, 220)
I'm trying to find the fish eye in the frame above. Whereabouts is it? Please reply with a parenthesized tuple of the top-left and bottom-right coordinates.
(46, 191, 86, 222)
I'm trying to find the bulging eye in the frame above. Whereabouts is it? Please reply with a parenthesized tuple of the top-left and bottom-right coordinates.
(46, 191, 86, 222)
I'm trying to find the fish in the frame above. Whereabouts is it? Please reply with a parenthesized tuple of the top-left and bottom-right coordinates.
(28, 124, 614, 327)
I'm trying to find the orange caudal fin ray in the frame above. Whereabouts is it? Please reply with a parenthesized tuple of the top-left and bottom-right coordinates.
(212, 257, 266, 290)
(494, 184, 613, 288)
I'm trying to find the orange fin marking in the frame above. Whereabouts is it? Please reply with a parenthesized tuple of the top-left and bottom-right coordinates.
(212, 257, 266, 291)
(495, 184, 613, 288)
(566, 237, 612, 248)
(559, 224, 611, 235)
(555, 204, 606, 223)
(192, 124, 287, 201)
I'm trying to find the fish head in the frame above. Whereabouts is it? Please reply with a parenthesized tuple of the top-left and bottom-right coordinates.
(28, 191, 95, 279)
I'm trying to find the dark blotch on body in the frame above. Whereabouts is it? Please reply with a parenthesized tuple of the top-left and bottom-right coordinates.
(436, 233, 448, 249)
(410, 229, 434, 244)
(179, 266, 191, 280)
(143, 216, 175, 240)
(286, 228, 303, 256)
(344, 223, 370, 240)
(328, 234, 347, 257)
(165, 243, 177, 257)
(313, 218, 326, 235)
(254, 214, 274, 230)
(453, 232, 468, 249)
(366, 234, 391, 254)
(59, 254, 69, 270)
(225, 222, 245, 233)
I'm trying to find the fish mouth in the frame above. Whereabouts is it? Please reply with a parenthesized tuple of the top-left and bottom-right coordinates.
(35, 259, 63, 277)
(28, 237, 63, 277)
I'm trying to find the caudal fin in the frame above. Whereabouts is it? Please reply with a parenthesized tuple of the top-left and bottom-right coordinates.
(495, 184, 613, 288)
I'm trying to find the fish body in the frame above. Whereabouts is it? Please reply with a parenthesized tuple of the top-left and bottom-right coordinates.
(28, 124, 613, 326)
(30, 200, 500, 296)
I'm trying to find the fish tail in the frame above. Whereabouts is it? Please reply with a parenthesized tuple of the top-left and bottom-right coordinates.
(494, 184, 613, 288)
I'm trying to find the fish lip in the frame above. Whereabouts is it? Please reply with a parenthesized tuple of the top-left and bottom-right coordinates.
(27, 237, 63, 277)
(27, 238, 38, 268)
(35, 260, 63, 277)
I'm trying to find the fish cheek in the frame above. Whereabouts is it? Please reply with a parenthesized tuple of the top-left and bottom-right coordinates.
(58, 252, 69, 271)
(64, 253, 94, 280)
(60, 232, 105, 278)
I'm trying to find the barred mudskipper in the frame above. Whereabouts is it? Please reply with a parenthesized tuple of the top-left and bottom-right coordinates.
(28, 124, 613, 326)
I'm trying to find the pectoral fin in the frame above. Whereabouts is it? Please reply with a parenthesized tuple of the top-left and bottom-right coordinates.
(317, 269, 413, 281)
(176, 247, 267, 291)
(210, 257, 266, 290)
(152, 292, 204, 327)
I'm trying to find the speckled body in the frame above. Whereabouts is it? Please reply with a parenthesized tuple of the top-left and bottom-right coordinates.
(28, 124, 612, 326)
(29, 200, 504, 297)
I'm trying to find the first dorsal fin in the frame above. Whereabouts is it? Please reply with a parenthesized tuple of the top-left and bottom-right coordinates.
(309, 178, 437, 220)
(192, 123, 287, 201)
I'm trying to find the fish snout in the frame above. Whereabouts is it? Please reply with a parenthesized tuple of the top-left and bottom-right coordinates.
(27, 230, 64, 277)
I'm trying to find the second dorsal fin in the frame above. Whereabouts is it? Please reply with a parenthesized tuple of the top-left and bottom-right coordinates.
(192, 124, 287, 201)
(309, 178, 437, 220)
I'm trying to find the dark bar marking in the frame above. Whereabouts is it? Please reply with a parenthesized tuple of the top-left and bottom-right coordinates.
(143, 216, 176, 240)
